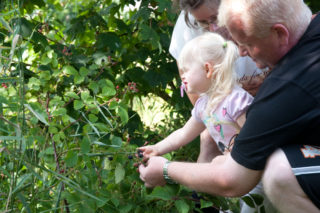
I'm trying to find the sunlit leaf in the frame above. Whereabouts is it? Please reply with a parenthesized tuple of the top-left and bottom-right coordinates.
(175, 200, 189, 213)
(115, 163, 125, 184)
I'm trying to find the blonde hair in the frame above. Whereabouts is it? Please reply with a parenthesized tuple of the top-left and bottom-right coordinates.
(178, 32, 239, 113)
(218, 0, 312, 39)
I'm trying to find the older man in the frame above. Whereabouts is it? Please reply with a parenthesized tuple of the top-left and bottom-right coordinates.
(139, 0, 320, 212)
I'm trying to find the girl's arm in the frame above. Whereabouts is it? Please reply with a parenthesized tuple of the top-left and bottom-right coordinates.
(236, 113, 246, 128)
(139, 117, 206, 158)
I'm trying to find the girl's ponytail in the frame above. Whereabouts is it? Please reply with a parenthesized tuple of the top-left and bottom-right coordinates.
(205, 35, 239, 114)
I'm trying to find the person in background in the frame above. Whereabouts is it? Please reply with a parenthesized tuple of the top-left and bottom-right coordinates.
(139, 0, 320, 212)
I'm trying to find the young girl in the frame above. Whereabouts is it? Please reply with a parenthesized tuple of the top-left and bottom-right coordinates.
(139, 32, 253, 157)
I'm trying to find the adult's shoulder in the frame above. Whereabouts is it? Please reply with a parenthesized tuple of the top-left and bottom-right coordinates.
(169, 11, 204, 60)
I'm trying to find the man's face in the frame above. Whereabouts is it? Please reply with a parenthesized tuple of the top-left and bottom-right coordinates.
(227, 18, 282, 69)
(192, 3, 232, 40)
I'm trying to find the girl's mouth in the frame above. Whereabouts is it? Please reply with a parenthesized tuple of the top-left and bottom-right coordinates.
(180, 83, 187, 97)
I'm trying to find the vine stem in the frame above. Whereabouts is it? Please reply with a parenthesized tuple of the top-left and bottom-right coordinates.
(46, 92, 70, 213)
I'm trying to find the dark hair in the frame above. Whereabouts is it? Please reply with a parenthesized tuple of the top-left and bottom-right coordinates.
(173, 0, 220, 28)
(172, 0, 206, 27)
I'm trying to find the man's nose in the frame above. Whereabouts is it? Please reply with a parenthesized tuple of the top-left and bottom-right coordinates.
(239, 46, 248, 57)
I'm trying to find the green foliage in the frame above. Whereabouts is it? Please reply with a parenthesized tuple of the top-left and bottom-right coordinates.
(0, 0, 195, 212)
(0, 0, 318, 212)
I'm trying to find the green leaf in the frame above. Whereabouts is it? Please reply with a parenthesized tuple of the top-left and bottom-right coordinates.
(48, 126, 58, 134)
(115, 163, 125, 184)
(65, 151, 78, 167)
(63, 65, 78, 76)
(74, 100, 84, 110)
(108, 101, 118, 110)
(155, 0, 172, 12)
(52, 108, 67, 116)
(89, 81, 99, 94)
(148, 185, 177, 201)
(74, 74, 85, 84)
(12, 18, 33, 37)
(53, 133, 60, 142)
(88, 113, 98, 123)
(175, 200, 190, 213)
(0, 17, 12, 32)
(27, 77, 41, 91)
(200, 199, 213, 209)
(259, 205, 266, 213)
(119, 204, 133, 213)
(17, 193, 32, 213)
(139, 24, 160, 47)
(96, 32, 121, 50)
(117, 106, 128, 124)
(102, 86, 116, 97)
(250, 193, 264, 206)
(65, 91, 80, 99)
(41, 54, 51, 65)
(79, 67, 89, 77)
(241, 195, 255, 208)
(80, 137, 90, 154)
(24, 104, 48, 125)
(81, 90, 91, 102)
(39, 71, 51, 80)
(111, 136, 122, 147)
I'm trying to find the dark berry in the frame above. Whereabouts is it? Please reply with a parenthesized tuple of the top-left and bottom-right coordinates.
(108, 156, 113, 161)
(138, 153, 143, 158)
(128, 155, 133, 160)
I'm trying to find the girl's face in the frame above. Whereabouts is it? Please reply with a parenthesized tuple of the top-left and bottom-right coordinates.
(180, 62, 212, 94)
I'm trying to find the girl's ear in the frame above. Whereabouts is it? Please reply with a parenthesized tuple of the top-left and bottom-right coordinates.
(205, 62, 215, 79)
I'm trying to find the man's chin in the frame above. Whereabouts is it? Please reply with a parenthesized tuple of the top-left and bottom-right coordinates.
(255, 62, 268, 69)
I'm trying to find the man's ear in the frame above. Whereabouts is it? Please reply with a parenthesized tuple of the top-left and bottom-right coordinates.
(205, 62, 215, 79)
(272, 24, 289, 46)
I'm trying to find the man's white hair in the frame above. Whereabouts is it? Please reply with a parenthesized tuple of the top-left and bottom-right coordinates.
(218, 0, 312, 39)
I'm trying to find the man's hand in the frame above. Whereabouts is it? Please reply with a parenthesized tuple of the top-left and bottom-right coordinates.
(241, 74, 265, 96)
(138, 156, 168, 188)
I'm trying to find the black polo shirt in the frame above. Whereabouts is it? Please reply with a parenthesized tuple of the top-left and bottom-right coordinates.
(232, 13, 320, 170)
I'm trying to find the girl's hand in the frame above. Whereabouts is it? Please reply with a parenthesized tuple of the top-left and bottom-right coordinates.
(137, 145, 160, 161)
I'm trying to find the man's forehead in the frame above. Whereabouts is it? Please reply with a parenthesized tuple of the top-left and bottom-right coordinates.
(227, 16, 247, 39)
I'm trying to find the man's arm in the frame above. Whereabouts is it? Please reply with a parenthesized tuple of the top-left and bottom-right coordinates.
(139, 153, 262, 197)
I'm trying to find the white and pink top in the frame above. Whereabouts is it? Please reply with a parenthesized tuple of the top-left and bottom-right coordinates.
(192, 85, 253, 152)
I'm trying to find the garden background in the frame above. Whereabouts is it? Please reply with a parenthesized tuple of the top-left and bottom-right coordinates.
(0, 0, 319, 212)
